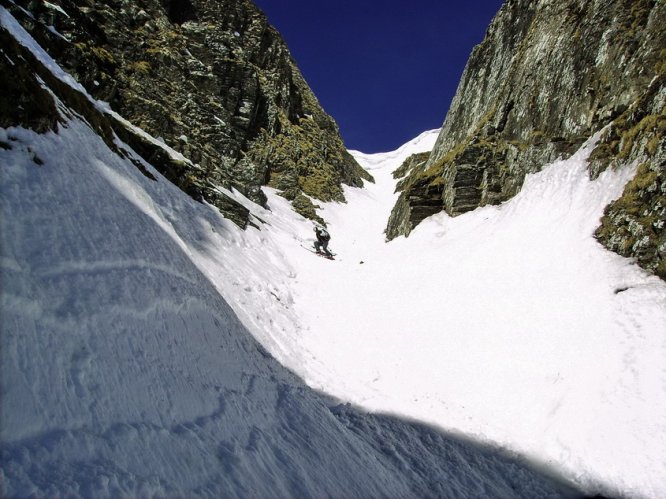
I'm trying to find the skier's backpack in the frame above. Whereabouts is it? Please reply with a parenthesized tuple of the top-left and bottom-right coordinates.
(319, 229, 330, 241)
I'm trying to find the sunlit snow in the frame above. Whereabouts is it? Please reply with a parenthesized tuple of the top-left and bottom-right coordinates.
(222, 131, 666, 498)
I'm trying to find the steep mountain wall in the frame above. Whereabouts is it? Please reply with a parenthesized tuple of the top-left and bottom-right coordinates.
(1, 0, 371, 226)
(387, 0, 665, 278)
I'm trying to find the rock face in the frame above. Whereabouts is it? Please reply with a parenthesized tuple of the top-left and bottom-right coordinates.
(388, 151, 433, 240)
(1, 0, 370, 227)
(387, 0, 665, 278)
(592, 78, 666, 279)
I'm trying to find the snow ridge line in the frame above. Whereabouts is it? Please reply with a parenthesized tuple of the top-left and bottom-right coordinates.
(35, 259, 194, 282)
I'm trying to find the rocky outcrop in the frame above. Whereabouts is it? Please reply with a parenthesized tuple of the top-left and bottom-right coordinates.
(2, 0, 370, 226)
(392, 151, 431, 181)
(592, 76, 665, 279)
(386, 151, 433, 240)
(387, 0, 665, 277)
(1, 7, 256, 227)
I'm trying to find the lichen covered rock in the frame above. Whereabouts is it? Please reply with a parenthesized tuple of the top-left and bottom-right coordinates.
(3, 0, 369, 226)
(592, 75, 666, 278)
(387, 0, 665, 278)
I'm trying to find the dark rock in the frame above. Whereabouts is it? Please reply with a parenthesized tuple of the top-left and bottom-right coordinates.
(392, 151, 430, 181)
(0, 30, 60, 134)
(160, 0, 197, 24)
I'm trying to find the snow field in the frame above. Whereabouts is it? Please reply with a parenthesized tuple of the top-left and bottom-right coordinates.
(0, 109, 580, 498)
(240, 132, 666, 497)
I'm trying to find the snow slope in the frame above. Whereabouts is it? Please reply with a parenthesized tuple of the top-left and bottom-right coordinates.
(260, 133, 666, 498)
(0, 105, 582, 499)
(162, 117, 666, 498)
(0, 9, 581, 497)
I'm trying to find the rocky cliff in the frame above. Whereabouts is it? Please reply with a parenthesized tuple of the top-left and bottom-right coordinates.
(1, 0, 371, 227)
(387, 0, 665, 279)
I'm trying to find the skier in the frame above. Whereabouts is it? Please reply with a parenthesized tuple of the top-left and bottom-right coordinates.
(314, 226, 333, 257)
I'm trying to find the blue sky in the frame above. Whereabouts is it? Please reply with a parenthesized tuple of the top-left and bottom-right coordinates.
(253, 1, 504, 153)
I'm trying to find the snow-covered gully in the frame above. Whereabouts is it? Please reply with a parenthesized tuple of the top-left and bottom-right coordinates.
(236, 130, 666, 498)
(0, 118, 583, 498)
(2, 7, 666, 497)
